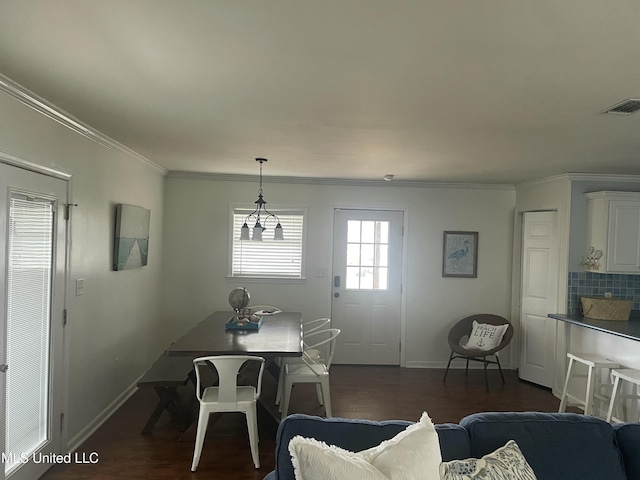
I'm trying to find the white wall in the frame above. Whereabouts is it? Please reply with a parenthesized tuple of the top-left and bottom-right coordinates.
(161, 176, 515, 368)
(0, 92, 167, 447)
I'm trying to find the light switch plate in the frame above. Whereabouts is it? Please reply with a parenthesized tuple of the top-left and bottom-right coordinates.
(76, 278, 85, 296)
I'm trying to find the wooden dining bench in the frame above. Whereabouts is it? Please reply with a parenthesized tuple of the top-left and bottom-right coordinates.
(136, 355, 196, 434)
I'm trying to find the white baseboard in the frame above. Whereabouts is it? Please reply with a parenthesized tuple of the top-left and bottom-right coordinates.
(66, 380, 139, 454)
(404, 360, 514, 370)
(405, 361, 448, 368)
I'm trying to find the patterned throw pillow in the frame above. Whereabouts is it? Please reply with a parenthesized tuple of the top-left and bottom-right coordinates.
(288, 412, 442, 480)
(439, 440, 537, 480)
(463, 320, 509, 351)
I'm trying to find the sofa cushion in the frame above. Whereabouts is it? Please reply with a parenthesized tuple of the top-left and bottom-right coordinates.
(614, 422, 640, 480)
(273, 414, 470, 480)
(460, 412, 626, 480)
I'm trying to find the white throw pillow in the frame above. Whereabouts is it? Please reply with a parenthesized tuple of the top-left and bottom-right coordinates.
(463, 320, 508, 351)
(288, 412, 442, 480)
(439, 440, 537, 480)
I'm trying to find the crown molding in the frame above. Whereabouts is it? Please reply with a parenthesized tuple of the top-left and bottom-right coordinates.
(518, 172, 640, 187)
(564, 172, 640, 183)
(0, 150, 72, 180)
(166, 171, 515, 190)
(0, 73, 167, 177)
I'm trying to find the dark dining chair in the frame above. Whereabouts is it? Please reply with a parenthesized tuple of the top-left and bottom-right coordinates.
(442, 314, 513, 391)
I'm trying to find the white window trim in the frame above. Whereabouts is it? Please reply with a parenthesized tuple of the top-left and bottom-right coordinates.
(227, 204, 307, 282)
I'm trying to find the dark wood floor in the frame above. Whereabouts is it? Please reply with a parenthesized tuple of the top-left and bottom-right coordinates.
(41, 366, 566, 480)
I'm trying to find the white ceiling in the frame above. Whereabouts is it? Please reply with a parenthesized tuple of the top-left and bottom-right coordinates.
(2, 1, 640, 184)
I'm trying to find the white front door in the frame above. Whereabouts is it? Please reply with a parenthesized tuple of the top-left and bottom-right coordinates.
(519, 211, 558, 388)
(0, 162, 67, 480)
(331, 209, 403, 365)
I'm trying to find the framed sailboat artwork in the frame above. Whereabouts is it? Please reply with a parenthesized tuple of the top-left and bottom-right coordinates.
(113, 204, 151, 271)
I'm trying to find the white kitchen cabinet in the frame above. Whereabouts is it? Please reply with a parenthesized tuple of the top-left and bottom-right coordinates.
(585, 191, 640, 273)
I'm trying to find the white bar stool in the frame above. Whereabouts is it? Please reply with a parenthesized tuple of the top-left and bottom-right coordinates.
(606, 368, 640, 424)
(558, 353, 620, 417)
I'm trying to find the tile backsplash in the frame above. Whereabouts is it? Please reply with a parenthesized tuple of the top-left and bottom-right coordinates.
(567, 272, 640, 314)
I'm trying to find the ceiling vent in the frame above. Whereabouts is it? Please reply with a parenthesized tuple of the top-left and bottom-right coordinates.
(601, 98, 640, 115)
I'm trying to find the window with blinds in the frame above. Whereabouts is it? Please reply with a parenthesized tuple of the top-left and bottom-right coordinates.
(231, 208, 305, 278)
(6, 195, 54, 475)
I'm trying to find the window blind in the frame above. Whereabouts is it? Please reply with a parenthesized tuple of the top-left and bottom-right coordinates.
(231, 209, 304, 278)
(5, 195, 54, 475)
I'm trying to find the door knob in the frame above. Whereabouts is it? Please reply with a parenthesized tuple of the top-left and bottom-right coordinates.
(0, 364, 8, 373)
(334, 292, 340, 298)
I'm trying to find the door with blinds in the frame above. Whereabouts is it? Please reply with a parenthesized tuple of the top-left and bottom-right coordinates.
(0, 162, 67, 480)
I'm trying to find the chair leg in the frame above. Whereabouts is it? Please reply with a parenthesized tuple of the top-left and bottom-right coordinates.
(275, 361, 285, 406)
(245, 404, 260, 469)
(483, 359, 489, 392)
(606, 375, 621, 422)
(465, 358, 470, 375)
(443, 351, 455, 382)
(321, 378, 332, 417)
(281, 377, 293, 419)
(558, 357, 575, 413)
(585, 365, 595, 416)
(316, 384, 323, 405)
(191, 408, 209, 472)
(495, 355, 505, 383)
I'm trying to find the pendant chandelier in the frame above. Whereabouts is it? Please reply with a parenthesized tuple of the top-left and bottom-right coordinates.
(240, 158, 283, 241)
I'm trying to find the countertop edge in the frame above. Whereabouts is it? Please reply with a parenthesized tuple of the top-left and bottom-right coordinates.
(548, 313, 640, 342)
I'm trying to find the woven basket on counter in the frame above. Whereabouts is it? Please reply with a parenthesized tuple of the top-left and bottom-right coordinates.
(580, 297, 632, 321)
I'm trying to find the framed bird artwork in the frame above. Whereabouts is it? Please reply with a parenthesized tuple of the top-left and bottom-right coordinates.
(442, 231, 478, 278)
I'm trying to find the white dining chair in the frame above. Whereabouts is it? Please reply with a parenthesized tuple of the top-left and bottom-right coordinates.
(190, 355, 265, 472)
(275, 317, 331, 406)
(280, 328, 341, 419)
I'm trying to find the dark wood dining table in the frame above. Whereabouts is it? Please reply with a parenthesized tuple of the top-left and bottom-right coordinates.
(165, 310, 303, 359)
(165, 310, 303, 429)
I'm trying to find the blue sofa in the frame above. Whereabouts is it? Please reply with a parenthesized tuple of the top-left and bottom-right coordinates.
(264, 412, 640, 480)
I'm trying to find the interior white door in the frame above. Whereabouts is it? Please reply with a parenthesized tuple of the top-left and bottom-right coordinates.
(0, 163, 67, 480)
(331, 209, 403, 365)
(519, 211, 559, 388)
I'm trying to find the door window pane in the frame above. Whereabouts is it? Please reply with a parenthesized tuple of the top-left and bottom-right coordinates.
(377, 245, 389, 267)
(377, 222, 389, 243)
(346, 244, 360, 266)
(346, 266, 360, 289)
(360, 268, 374, 289)
(345, 220, 390, 290)
(361, 244, 374, 266)
(361, 221, 375, 243)
(347, 221, 360, 243)
(375, 267, 388, 289)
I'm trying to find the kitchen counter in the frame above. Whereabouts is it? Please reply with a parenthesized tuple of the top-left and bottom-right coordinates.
(548, 313, 640, 342)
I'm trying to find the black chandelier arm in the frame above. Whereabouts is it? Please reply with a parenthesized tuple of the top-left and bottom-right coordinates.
(243, 207, 281, 229)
